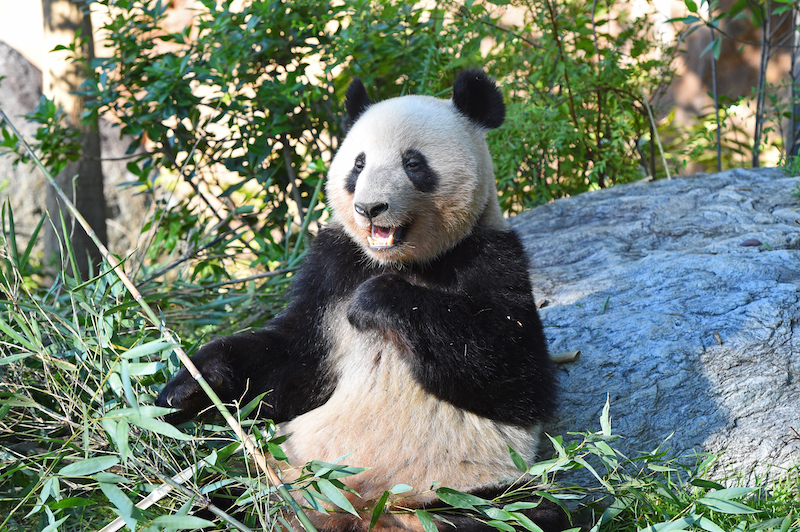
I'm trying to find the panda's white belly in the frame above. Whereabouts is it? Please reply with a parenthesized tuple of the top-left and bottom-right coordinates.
(278, 302, 541, 508)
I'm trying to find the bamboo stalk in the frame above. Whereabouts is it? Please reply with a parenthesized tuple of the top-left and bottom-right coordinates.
(551, 350, 581, 364)
(0, 109, 318, 532)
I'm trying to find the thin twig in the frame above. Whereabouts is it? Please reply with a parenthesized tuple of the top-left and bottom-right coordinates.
(709, 5, 721, 172)
(544, 0, 581, 131)
(753, 0, 771, 167)
(641, 90, 671, 179)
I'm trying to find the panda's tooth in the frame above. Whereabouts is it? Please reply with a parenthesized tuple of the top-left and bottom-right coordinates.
(368, 226, 396, 249)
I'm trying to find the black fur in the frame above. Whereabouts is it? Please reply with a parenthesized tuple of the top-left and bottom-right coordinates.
(345, 78, 372, 126)
(424, 484, 569, 532)
(157, 225, 555, 427)
(402, 149, 439, 193)
(452, 70, 505, 130)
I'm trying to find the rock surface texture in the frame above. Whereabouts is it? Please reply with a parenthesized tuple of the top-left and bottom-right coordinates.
(510, 168, 800, 480)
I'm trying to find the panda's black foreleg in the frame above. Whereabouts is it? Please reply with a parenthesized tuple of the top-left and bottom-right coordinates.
(156, 325, 333, 425)
(155, 334, 249, 425)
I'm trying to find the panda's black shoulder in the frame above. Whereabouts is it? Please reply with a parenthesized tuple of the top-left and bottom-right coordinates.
(287, 225, 374, 302)
(426, 225, 534, 291)
(462, 225, 530, 265)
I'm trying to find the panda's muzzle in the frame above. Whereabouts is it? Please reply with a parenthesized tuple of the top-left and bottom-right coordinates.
(354, 201, 405, 249)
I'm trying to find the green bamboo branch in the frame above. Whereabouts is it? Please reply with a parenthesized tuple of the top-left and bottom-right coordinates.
(0, 108, 318, 532)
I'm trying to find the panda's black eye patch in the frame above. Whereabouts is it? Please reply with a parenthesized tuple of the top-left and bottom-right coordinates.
(402, 149, 438, 193)
(345, 152, 366, 194)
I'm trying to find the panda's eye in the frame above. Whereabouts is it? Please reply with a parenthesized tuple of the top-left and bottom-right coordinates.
(354, 153, 366, 171)
(401, 149, 438, 193)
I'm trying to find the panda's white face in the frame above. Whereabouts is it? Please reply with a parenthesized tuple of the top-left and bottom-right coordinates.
(326, 94, 504, 265)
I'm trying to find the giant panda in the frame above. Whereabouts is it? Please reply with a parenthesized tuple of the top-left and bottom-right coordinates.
(156, 70, 563, 532)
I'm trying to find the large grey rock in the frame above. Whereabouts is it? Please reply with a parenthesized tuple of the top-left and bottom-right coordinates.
(511, 168, 800, 480)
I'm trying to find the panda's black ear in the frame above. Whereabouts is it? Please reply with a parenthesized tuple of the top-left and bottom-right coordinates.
(345, 78, 372, 124)
(452, 70, 505, 130)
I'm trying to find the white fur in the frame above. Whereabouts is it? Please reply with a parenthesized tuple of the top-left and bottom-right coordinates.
(278, 302, 541, 517)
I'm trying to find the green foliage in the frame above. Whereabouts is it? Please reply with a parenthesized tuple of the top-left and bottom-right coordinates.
(473, 0, 673, 211)
(0, 95, 82, 176)
(667, 0, 800, 172)
(71, 0, 673, 271)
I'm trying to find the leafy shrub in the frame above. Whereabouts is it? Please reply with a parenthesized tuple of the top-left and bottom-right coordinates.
(69, 0, 674, 278)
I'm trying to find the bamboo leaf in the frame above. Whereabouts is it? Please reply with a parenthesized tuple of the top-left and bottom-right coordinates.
(487, 520, 516, 532)
(59, 456, 120, 477)
(126, 413, 192, 441)
(639, 517, 696, 532)
(697, 497, 759, 514)
(416, 509, 439, 532)
(707, 487, 759, 500)
(504, 502, 540, 512)
(123, 340, 178, 359)
(0, 317, 36, 351)
(19, 214, 46, 270)
(40, 517, 69, 532)
(47, 497, 95, 509)
(150, 515, 215, 528)
(317, 478, 358, 517)
(99, 482, 137, 520)
(590, 498, 628, 532)
(369, 491, 390, 531)
(695, 515, 727, 532)
(509, 446, 529, 472)
(484, 507, 515, 521)
(436, 487, 489, 510)
(0, 352, 34, 365)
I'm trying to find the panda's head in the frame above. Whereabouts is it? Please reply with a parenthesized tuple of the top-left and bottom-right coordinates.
(326, 70, 507, 265)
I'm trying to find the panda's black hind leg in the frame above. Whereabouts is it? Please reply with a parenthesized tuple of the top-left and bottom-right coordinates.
(516, 499, 570, 532)
(433, 499, 568, 532)
(424, 488, 569, 532)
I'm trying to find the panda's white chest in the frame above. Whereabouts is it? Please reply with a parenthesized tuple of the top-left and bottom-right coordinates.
(278, 301, 540, 505)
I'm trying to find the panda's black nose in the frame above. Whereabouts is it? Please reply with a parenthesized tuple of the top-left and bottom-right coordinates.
(354, 202, 389, 220)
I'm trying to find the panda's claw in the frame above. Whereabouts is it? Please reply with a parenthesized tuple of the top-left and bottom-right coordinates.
(156, 345, 240, 424)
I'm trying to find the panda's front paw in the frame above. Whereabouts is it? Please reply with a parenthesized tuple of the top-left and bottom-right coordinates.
(347, 273, 410, 331)
(156, 344, 239, 425)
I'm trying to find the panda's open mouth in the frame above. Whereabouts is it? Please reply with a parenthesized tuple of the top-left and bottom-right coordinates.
(368, 225, 405, 249)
